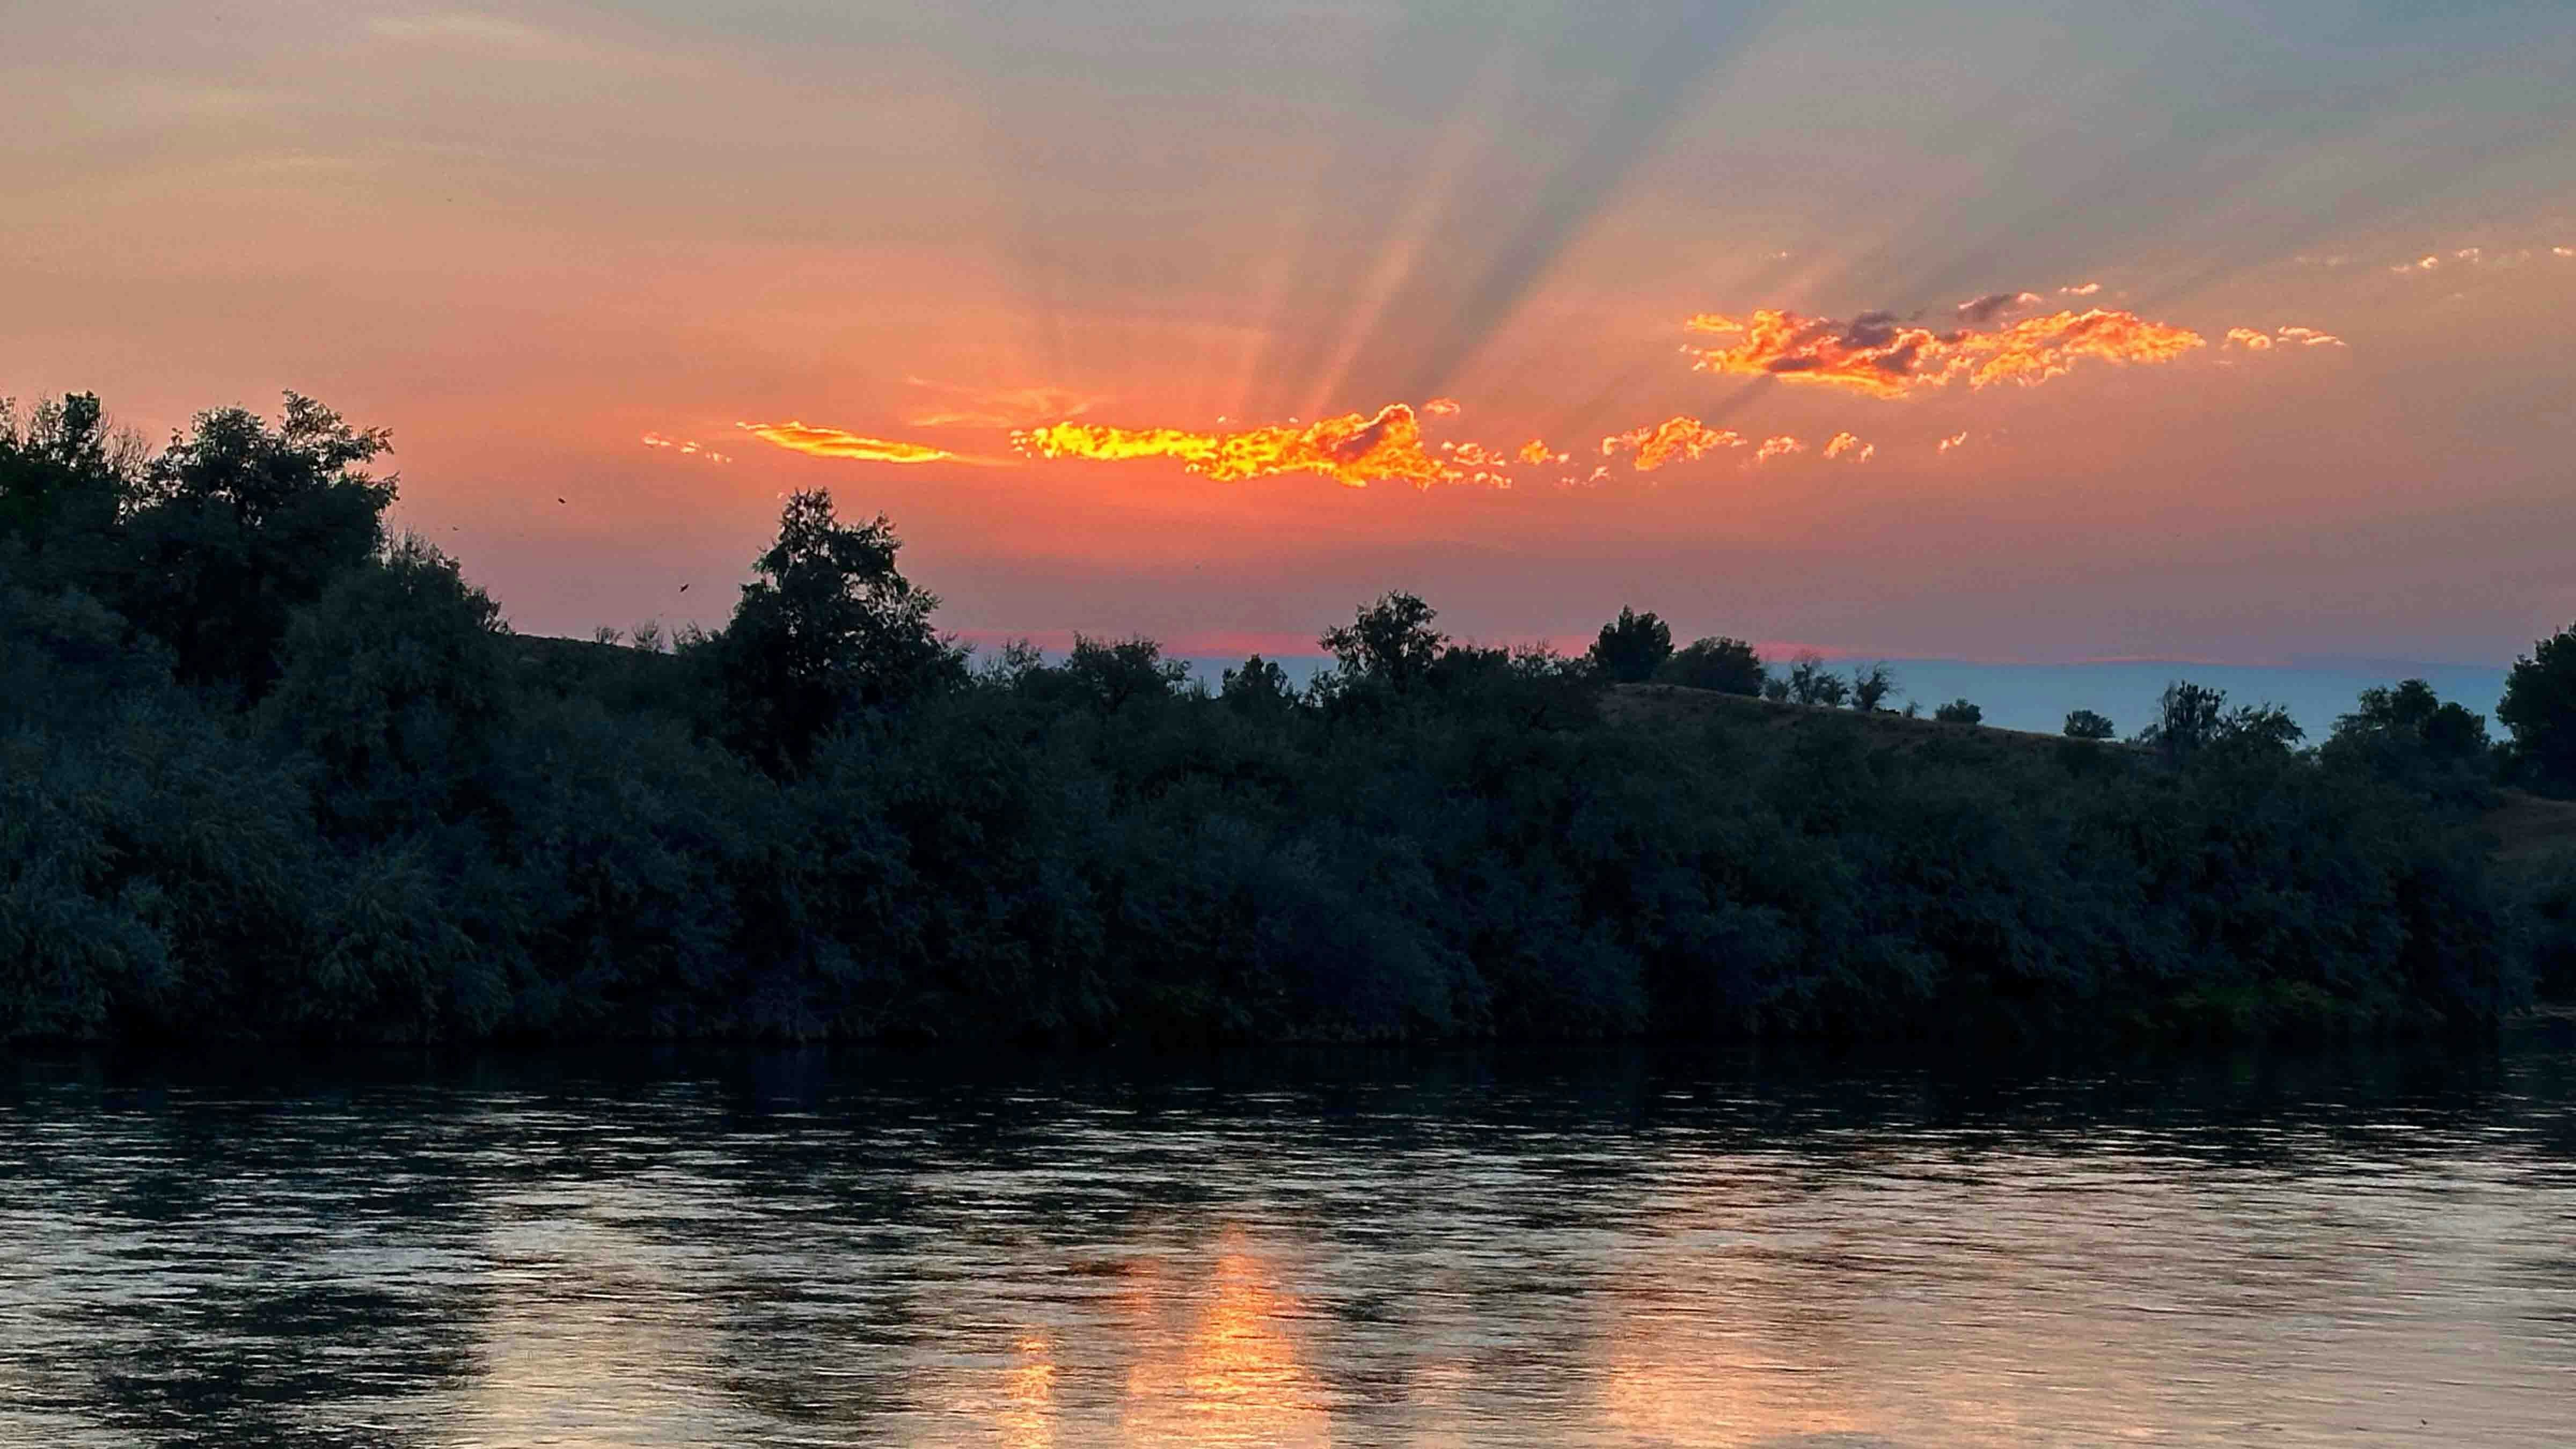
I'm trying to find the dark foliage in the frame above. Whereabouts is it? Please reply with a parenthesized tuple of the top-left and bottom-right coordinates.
(1934, 698, 1983, 726)
(1658, 635, 1766, 696)
(1319, 590, 1445, 694)
(1850, 664, 1897, 713)
(2500, 623, 2576, 796)
(3, 390, 2562, 1046)
(2064, 709, 2117, 740)
(1589, 607, 1673, 683)
(1784, 652, 1849, 707)
(2321, 679, 2494, 807)
(714, 490, 963, 772)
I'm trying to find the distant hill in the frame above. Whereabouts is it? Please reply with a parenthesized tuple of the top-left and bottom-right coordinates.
(1603, 681, 2576, 873)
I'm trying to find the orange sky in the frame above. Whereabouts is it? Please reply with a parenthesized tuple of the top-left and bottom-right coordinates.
(5, 2, 2574, 663)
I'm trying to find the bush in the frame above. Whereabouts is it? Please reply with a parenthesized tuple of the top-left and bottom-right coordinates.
(1658, 635, 1765, 696)
(2064, 709, 2116, 740)
(1935, 698, 1983, 725)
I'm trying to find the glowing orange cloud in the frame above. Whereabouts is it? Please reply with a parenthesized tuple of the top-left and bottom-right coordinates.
(1754, 435, 1804, 463)
(1517, 440, 1563, 465)
(737, 421, 953, 464)
(1937, 431, 1970, 453)
(1684, 306, 2203, 398)
(641, 433, 730, 463)
(1423, 397, 1462, 416)
(1823, 431, 1874, 462)
(2061, 282, 2103, 296)
(1011, 403, 1459, 489)
(1601, 416, 1744, 472)
(2228, 325, 2345, 351)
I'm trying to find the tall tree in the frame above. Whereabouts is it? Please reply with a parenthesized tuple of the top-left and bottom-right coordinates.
(1587, 606, 1673, 683)
(718, 489, 959, 771)
(0, 393, 134, 577)
(116, 394, 396, 698)
(2500, 624, 2576, 794)
(1320, 591, 1447, 694)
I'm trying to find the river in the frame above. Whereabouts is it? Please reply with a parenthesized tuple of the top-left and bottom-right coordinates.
(5, 1041, 2573, 1446)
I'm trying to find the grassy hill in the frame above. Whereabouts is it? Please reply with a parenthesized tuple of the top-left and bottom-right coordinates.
(1602, 682, 2576, 873)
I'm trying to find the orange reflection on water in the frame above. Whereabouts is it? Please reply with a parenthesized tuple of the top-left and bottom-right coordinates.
(998, 1332, 1057, 1449)
(1118, 1234, 1331, 1446)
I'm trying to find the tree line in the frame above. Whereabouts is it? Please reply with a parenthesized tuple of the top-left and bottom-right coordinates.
(5, 392, 2573, 1045)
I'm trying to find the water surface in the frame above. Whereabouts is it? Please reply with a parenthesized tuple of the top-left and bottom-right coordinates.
(4, 1043, 2573, 1446)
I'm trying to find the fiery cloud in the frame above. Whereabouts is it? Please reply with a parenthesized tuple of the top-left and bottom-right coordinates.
(1684, 305, 2203, 398)
(738, 421, 953, 465)
(2060, 282, 2103, 296)
(641, 433, 729, 463)
(1823, 431, 1874, 462)
(1517, 440, 1563, 465)
(1601, 416, 1744, 472)
(1937, 431, 1970, 453)
(2228, 325, 2345, 350)
(1011, 403, 1457, 489)
(1754, 435, 1805, 463)
(1423, 397, 1462, 416)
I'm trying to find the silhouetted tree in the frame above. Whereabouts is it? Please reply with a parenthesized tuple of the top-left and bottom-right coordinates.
(1320, 590, 1446, 694)
(1934, 698, 1982, 725)
(2321, 679, 2490, 801)
(2220, 702, 2303, 751)
(2333, 679, 2489, 762)
(718, 489, 960, 772)
(1761, 675, 1791, 703)
(1588, 606, 1673, 683)
(1658, 635, 1766, 696)
(115, 394, 396, 699)
(1784, 652, 1847, 707)
(1221, 654, 1296, 713)
(2063, 709, 2116, 740)
(2500, 623, 2576, 795)
(2135, 681, 2229, 763)
(1065, 634, 1189, 712)
(1849, 663, 1897, 712)
(0, 393, 136, 582)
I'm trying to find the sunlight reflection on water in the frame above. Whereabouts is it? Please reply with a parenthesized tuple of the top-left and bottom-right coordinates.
(3, 1046, 2573, 1447)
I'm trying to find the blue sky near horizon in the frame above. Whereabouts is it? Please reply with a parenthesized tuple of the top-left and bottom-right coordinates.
(5, 1, 2573, 665)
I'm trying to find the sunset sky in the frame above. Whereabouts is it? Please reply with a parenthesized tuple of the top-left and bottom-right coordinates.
(8, 1, 2574, 666)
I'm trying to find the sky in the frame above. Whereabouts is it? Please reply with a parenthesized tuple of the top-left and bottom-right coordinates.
(6, 1, 2574, 668)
